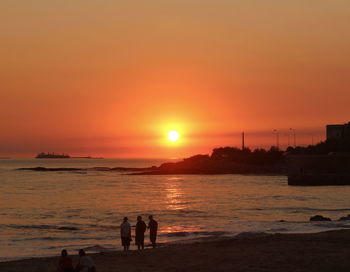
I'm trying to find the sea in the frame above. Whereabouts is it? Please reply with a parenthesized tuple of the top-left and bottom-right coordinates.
(1, 158, 350, 261)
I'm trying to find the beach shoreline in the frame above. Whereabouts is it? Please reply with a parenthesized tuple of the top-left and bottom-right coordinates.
(2, 229, 350, 271)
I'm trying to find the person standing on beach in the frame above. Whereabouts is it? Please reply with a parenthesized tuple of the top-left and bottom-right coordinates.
(120, 217, 132, 251)
(135, 216, 147, 251)
(57, 249, 74, 272)
(147, 215, 158, 248)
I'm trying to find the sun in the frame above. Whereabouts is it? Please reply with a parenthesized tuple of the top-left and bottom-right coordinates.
(168, 130, 180, 142)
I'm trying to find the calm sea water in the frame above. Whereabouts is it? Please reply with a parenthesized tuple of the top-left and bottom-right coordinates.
(1, 158, 350, 260)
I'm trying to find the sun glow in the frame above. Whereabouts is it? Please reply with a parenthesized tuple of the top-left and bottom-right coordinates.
(168, 130, 180, 142)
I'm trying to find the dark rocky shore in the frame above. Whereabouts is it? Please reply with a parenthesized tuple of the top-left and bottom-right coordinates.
(133, 154, 286, 175)
(18, 147, 287, 175)
(17, 166, 156, 172)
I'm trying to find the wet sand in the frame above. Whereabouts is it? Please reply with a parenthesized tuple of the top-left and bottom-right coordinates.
(1, 230, 350, 272)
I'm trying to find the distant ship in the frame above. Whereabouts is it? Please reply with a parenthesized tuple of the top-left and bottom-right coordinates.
(35, 152, 70, 159)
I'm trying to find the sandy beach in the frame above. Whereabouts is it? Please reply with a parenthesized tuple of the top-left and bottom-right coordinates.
(2, 229, 350, 272)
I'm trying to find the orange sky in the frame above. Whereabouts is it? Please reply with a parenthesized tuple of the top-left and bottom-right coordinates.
(1, 1, 350, 158)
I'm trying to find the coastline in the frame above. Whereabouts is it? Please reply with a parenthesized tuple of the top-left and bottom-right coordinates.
(2, 229, 350, 271)
(16, 166, 286, 175)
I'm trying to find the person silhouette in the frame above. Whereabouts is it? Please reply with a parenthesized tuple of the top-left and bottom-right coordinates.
(135, 216, 147, 251)
(57, 249, 74, 272)
(147, 215, 158, 248)
(120, 217, 131, 251)
(75, 249, 96, 272)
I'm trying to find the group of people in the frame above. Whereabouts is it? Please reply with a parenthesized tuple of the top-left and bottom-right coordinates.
(57, 215, 158, 272)
(58, 249, 95, 272)
(120, 215, 158, 251)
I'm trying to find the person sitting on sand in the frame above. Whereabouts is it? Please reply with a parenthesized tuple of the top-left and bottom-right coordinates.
(58, 249, 75, 272)
(147, 215, 158, 248)
(120, 216, 132, 251)
(135, 215, 147, 251)
(75, 249, 96, 272)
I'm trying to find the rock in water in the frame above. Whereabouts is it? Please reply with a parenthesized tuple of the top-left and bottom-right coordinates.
(338, 214, 350, 221)
(310, 215, 332, 221)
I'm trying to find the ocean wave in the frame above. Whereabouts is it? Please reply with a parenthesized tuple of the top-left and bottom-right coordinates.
(235, 207, 350, 212)
(3, 222, 122, 232)
(311, 222, 350, 229)
(258, 195, 319, 201)
(168, 209, 207, 215)
(11, 235, 117, 242)
(87, 224, 118, 230)
(164, 231, 231, 237)
(4, 224, 80, 231)
(178, 210, 206, 214)
(166, 177, 184, 181)
(290, 207, 350, 212)
(82, 245, 113, 252)
(267, 228, 289, 232)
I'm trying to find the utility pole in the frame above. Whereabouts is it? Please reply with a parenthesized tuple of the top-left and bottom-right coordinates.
(287, 133, 291, 147)
(293, 129, 296, 147)
(242, 131, 245, 150)
(273, 129, 279, 149)
(290, 128, 296, 147)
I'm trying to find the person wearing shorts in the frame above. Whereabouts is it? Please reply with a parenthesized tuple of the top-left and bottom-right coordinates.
(120, 217, 131, 251)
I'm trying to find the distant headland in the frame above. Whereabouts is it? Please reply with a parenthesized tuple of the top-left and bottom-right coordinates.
(135, 147, 286, 175)
(35, 152, 103, 159)
(23, 147, 286, 174)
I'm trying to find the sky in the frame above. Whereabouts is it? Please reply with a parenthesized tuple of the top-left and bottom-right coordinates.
(1, 0, 350, 158)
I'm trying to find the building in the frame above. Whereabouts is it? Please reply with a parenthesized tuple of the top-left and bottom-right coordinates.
(326, 122, 350, 140)
(287, 154, 350, 185)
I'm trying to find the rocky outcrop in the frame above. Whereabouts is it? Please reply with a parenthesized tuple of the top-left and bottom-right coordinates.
(338, 214, 350, 221)
(310, 215, 332, 221)
(17, 166, 154, 172)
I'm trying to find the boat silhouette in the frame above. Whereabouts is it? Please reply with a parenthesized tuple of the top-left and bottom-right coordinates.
(35, 152, 70, 159)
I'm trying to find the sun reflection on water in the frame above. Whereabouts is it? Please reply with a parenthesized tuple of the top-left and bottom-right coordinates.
(165, 177, 184, 210)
